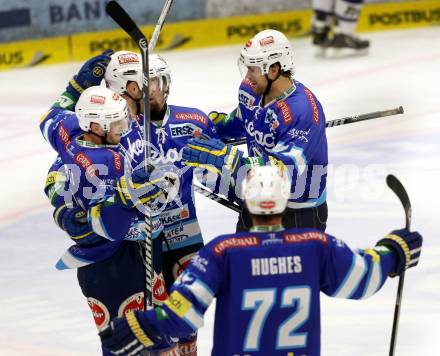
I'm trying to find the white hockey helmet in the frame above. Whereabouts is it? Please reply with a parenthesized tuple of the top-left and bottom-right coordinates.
(242, 165, 290, 215)
(76, 86, 129, 132)
(105, 51, 143, 95)
(149, 53, 171, 93)
(238, 29, 294, 76)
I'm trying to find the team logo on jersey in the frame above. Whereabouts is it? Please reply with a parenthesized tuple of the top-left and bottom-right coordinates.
(259, 35, 274, 47)
(117, 292, 144, 317)
(175, 112, 208, 126)
(213, 236, 260, 256)
(90, 95, 106, 105)
(118, 53, 139, 65)
(172, 252, 198, 279)
(169, 123, 201, 138)
(283, 231, 328, 244)
(87, 297, 110, 330)
(303, 87, 320, 125)
(276, 100, 293, 124)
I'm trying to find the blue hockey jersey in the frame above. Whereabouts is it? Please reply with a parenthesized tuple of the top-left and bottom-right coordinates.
(40, 104, 218, 267)
(216, 79, 328, 209)
(141, 227, 397, 356)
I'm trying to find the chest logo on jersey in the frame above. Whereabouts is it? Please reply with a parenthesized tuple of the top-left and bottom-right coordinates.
(169, 123, 201, 138)
(304, 87, 320, 125)
(276, 99, 293, 124)
(239, 89, 255, 108)
(213, 236, 260, 256)
(245, 121, 275, 149)
(175, 112, 208, 126)
(107, 149, 122, 172)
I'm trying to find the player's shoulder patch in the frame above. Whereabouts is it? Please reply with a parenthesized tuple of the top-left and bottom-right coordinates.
(211, 233, 261, 256)
(302, 86, 320, 125)
(283, 230, 328, 245)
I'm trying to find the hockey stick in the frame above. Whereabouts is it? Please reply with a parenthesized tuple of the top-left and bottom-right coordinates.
(386, 174, 412, 356)
(106, 0, 157, 311)
(224, 106, 404, 146)
(149, 0, 174, 51)
(193, 184, 241, 213)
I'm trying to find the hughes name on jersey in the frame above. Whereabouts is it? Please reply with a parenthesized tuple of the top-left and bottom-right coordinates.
(217, 79, 328, 209)
(140, 228, 397, 356)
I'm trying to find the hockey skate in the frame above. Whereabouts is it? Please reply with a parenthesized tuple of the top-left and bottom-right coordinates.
(324, 33, 370, 58)
(312, 25, 331, 57)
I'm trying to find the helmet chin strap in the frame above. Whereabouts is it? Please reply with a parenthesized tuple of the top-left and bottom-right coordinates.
(263, 71, 281, 100)
(88, 130, 109, 144)
(124, 90, 142, 115)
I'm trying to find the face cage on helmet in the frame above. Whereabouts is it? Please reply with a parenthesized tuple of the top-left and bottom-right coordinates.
(149, 73, 171, 97)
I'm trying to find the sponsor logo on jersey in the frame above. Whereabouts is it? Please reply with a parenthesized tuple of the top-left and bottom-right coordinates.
(283, 231, 328, 244)
(276, 99, 293, 124)
(213, 236, 260, 256)
(304, 87, 320, 125)
(126, 136, 144, 161)
(172, 252, 198, 279)
(118, 53, 139, 65)
(175, 112, 208, 126)
(239, 89, 255, 108)
(151, 145, 184, 164)
(190, 254, 209, 273)
(117, 292, 144, 317)
(58, 123, 71, 147)
(74, 152, 96, 177)
(288, 128, 310, 143)
(169, 123, 201, 138)
(153, 272, 169, 304)
(245, 121, 275, 149)
(165, 290, 192, 318)
(87, 297, 110, 330)
(107, 149, 122, 171)
(55, 94, 74, 109)
(160, 204, 190, 225)
(90, 95, 106, 105)
(259, 35, 274, 47)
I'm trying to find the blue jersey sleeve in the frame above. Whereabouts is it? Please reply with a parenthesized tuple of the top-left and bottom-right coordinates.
(140, 241, 223, 338)
(321, 235, 397, 299)
(39, 108, 81, 153)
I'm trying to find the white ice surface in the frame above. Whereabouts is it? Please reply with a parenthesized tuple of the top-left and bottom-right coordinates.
(0, 27, 439, 355)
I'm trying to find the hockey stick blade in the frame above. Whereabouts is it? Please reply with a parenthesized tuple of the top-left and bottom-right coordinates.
(386, 174, 412, 356)
(386, 174, 411, 230)
(106, 1, 147, 48)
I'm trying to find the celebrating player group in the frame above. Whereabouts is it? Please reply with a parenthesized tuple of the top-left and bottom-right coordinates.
(38, 5, 423, 355)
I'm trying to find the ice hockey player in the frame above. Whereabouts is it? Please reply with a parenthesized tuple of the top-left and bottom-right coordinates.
(43, 50, 218, 356)
(99, 164, 423, 356)
(311, 0, 370, 53)
(185, 29, 328, 232)
(40, 83, 175, 355)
